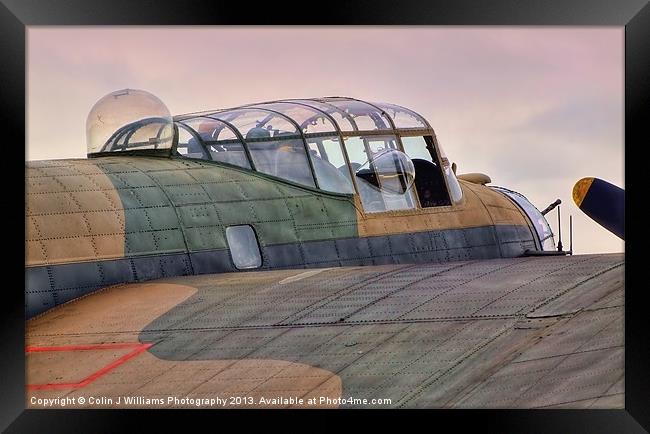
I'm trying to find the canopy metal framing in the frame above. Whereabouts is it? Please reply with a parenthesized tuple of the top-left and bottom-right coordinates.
(172, 97, 439, 190)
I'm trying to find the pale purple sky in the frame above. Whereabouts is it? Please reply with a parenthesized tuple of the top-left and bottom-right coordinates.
(27, 27, 624, 254)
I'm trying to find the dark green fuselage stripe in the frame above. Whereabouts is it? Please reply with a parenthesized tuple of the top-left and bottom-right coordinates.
(94, 157, 359, 257)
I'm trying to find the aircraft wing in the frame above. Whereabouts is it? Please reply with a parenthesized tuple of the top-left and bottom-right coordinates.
(26, 253, 624, 408)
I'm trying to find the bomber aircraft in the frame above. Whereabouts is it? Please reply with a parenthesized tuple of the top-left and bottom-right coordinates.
(25, 90, 623, 408)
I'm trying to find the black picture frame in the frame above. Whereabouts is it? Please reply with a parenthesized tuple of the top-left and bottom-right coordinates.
(2, 0, 647, 431)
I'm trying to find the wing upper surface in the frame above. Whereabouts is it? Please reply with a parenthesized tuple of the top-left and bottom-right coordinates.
(27, 254, 624, 408)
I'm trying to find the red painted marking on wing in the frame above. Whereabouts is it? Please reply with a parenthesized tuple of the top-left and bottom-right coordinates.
(26, 342, 153, 390)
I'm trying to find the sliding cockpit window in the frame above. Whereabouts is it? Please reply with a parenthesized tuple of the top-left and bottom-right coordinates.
(343, 135, 417, 213)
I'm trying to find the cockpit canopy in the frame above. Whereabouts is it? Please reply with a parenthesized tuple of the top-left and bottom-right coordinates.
(87, 95, 464, 212)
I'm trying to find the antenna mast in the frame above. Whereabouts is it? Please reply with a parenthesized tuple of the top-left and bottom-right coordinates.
(557, 205, 563, 252)
(569, 215, 573, 255)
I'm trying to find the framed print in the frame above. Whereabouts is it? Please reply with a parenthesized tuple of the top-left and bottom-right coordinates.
(2, 0, 648, 431)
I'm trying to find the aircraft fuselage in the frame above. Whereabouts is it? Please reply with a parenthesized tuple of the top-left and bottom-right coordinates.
(26, 155, 541, 318)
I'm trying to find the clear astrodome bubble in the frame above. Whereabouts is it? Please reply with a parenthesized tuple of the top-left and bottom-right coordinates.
(86, 89, 173, 155)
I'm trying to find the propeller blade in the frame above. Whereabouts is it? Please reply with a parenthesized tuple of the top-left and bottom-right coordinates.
(573, 177, 624, 240)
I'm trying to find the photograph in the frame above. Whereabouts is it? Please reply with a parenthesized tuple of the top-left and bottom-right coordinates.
(24, 25, 625, 411)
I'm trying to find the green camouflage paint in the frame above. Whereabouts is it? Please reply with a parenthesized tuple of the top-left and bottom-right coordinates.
(95, 156, 359, 256)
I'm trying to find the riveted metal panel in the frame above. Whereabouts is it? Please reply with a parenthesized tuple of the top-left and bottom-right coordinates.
(126, 255, 622, 408)
(189, 249, 234, 274)
(263, 243, 305, 269)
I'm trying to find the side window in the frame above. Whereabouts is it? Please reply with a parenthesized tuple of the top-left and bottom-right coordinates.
(127, 122, 172, 149)
(205, 140, 251, 170)
(176, 119, 251, 169)
(247, 137, 316, 188)
(226, 225, 262, 269)
(401, 136, 452, 207)
(492, 187, 556, 251)
(306, 136, 355, 194)
(100, 120, 174, 153)
(435, 137, 464, 204)
(176, 124, 208, 159)
(176, 126, 192, 156)
(343, 135, 417, 213)
(205, 123, 251, 169)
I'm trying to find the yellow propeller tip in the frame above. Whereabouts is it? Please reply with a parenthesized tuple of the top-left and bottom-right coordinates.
(573, 177, 594, 208)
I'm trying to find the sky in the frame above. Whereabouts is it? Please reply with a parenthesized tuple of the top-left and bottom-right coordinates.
(26, 27, 624, 254)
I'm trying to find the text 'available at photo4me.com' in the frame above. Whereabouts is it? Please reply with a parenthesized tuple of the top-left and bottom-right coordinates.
(30, 395, 394, 408)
